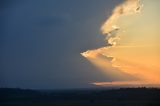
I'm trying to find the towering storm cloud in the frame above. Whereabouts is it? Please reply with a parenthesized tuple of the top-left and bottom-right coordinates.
(81, 0, 160, 86)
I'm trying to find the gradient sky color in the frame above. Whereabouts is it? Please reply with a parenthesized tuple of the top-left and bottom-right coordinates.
(82, 0, 160, 86)
(1, 0, 123, 89)
(1, 0, 160, 89)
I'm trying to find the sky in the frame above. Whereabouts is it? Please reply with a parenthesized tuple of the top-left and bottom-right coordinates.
(82, 0, 160, 87)
(1, 0, 160, 89)
(0, 0, 123, 89)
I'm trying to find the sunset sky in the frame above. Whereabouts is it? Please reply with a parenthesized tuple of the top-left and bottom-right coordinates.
(1, 0, 160, 89)
(82, 0, 160, 86)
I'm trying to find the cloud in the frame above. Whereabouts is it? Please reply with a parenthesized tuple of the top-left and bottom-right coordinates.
(80, 0, 160, 87)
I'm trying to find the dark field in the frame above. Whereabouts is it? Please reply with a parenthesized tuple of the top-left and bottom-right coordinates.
(0, 88, 160, 106)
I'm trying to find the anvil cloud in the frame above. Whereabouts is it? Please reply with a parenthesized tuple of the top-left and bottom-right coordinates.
(81, 0, 160, 87)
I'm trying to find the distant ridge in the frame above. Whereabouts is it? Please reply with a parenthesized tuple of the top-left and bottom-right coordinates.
(1, 87, 160, 106)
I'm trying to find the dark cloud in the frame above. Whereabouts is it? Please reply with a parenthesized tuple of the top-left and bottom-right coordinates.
(0, 0, 122, 89)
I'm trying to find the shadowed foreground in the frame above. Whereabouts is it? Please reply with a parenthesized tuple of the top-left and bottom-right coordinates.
(0, 88, 160, 106)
